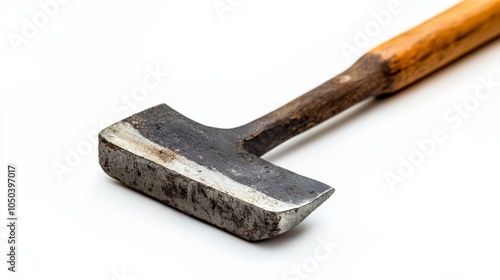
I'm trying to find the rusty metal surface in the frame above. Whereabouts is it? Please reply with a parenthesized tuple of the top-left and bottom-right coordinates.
(99, 104, 334, 241)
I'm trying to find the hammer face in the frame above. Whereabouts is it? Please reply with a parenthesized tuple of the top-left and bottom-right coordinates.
(98, 104, 334, 241)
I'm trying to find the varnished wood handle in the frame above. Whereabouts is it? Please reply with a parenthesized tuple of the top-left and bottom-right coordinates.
(371, 0, 500, 93)
(239, 0, 500, 156)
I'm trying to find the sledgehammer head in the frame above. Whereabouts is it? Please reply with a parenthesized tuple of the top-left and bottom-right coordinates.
(98, 104, 334, 241)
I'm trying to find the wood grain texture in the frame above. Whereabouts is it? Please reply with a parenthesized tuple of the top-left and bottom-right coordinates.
(237, 56, 387, 156)
(239, 0, 500, 156)
(372, 0, 500, 93)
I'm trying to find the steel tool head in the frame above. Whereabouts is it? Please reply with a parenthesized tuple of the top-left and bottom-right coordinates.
(99, 104, 334, 241)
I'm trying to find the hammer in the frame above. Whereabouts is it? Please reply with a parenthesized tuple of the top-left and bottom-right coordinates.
(99, 0, 500, 241)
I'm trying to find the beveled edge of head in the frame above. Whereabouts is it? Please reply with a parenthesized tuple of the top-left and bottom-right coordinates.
(98, 104, 335, 240)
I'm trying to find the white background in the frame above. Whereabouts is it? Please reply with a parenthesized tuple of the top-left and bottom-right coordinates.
(1, 0, 500, 279)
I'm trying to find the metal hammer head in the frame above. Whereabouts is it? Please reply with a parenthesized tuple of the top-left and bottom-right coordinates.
(99, 104, 334, 241)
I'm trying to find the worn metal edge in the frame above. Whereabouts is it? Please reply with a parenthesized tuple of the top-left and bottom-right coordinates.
(98, 122, 334, 240)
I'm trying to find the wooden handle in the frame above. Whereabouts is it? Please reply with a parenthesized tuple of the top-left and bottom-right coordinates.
(371, 0, 500, 93)
(238, 0, 500, 156)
